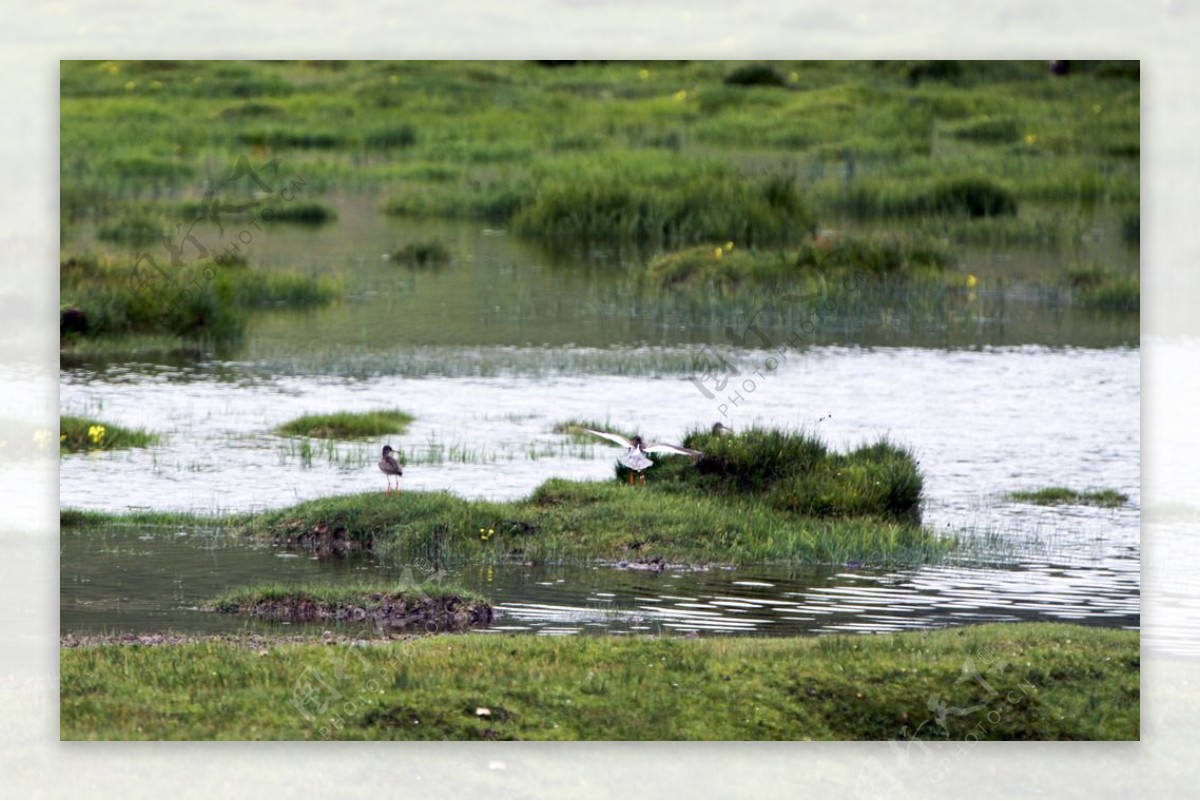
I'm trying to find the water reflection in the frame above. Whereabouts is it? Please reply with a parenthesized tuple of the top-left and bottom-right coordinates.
(59, 527, 1139, 637)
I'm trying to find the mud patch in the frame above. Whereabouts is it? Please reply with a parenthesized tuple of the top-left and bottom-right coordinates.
(214, 591, 493, 632)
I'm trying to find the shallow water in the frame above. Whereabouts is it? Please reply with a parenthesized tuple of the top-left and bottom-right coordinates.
(59, 201, 1143, 641)
(59, 527, 1138, 638)
(60, 345, 1140, 637)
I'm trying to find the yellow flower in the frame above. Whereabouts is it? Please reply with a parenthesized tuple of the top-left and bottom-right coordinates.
(966, 274, 977, 288)
(638, 68, 650, 80)
(673, 89, 687, 102)
(124, 81, 137, 91)
(1024, 133, 1037, 145)
(788, 71, 799, 83)
(724, 241, 734, 252)
(88, 424, 106, 445)
(713, 247, 723, 259)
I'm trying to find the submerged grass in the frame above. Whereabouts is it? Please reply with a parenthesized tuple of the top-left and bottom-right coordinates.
(275, 409, 414, 439)
(59, 622, 1139, 740)
(60, 415, 159, 453)
(1008, 487, 1129, 508)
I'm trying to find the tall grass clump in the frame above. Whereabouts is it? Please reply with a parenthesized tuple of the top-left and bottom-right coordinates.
(275, 409, 414, 439)
(392, 240, 451, 267)
(632, 426, 924, 523)
(262, 202, 336, 225)
(1065, 265, 1139, 312)
(60, 251, 342, 347)
(513, 157, 815, 247)
(60, 415, 160, 453)
(96, 213, 166, 245)
(832, 176, 1018, 219)
(645, 232, 954, 295)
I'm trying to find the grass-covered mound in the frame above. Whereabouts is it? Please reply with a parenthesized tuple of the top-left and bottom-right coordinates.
(1008, 487, 1129, 508)
(59, 622, 1139, 740)
(209, 583, 491, 630)
(510, 158, 816, 248)
(645, 232, 955, 295)
(275, 409, 414, 439)
(60, 415, 159, 453)
(1064, 266, 1139, 313)
(618, 426, 923, 524)
(238, 428, 937, 567)
(60, 251, 342, 348)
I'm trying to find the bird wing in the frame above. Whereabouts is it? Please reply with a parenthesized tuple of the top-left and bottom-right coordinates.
(581, 428, 634, 448)
(643, 442, 703, 457)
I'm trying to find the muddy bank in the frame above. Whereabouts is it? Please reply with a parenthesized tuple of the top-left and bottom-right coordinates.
(212, 591, 493, 632)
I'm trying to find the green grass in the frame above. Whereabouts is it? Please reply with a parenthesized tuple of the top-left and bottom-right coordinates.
(274, 409, 414, 439)
(1007, 487, 1129, 508)
(60, 415, 159, 453)
(61, 60, 1137, 252)
(59, 622, 1139, 740)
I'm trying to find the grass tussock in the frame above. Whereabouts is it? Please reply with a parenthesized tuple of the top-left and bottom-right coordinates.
(275, 409, 414, 439)
(642, 426, 923, 524)
(59, 622, 1139, 740)
(391, 240, 451, 267)
(829, 176, 1019, 220)
(645, 232, 955, 295)
(1065, 266, 1139, 312)
(60, 415, 159, 453)
(511, 158, 814, 247)
(60, 251, 342, 347)
(1008, 487, 1129, 508)
(262, 201, 336, 225)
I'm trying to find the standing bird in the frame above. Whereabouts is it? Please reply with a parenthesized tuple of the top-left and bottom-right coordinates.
(378, 445, 403, 493)
(581, 428, 703, 485)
